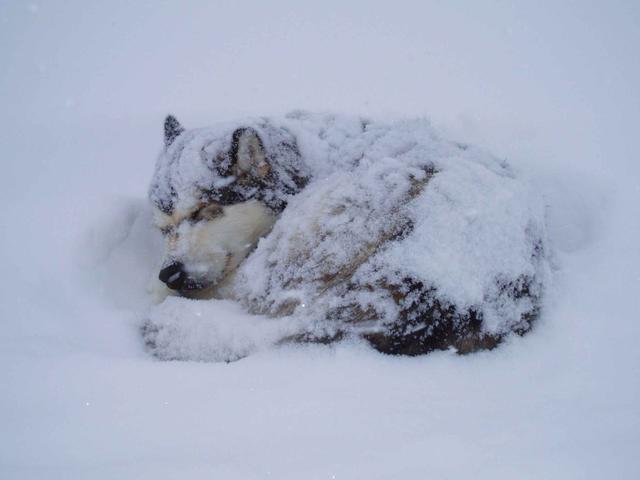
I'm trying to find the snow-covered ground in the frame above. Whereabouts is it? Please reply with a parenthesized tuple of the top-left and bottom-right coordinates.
(1, 1, 639, 478)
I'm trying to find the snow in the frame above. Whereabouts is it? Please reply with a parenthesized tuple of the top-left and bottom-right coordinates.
(1, 1, 639, 479)
(150, 117, 308, 215)
(144, 297, 298, 362)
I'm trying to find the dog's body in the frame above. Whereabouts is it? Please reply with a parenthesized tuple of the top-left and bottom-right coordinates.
(145, 111, 550, 360)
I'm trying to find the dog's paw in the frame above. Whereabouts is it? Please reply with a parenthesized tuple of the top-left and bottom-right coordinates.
(141, 296, 297, 362)
(140, 318, 168, 359)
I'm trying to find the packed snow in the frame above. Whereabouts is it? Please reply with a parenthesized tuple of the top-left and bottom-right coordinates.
(1, 1, 639, 479)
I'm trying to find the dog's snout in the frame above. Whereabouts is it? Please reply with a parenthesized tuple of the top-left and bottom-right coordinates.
(159, 261, 185, 290)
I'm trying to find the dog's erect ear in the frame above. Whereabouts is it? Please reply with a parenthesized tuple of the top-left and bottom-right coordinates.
(164, 115, 184, 148)
(229, 128, 270, 178)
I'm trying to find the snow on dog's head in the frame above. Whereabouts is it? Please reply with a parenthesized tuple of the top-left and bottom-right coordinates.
(149, 115, 308, 294)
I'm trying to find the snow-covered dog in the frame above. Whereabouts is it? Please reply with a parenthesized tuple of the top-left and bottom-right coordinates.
(143, 111, 550, 361)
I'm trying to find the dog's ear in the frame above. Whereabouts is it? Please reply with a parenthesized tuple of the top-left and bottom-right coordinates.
(229, 128, 270, 178)
(164, 115, 184, 148)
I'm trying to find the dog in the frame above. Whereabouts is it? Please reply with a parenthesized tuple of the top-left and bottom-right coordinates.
(144, 111, 549, 360)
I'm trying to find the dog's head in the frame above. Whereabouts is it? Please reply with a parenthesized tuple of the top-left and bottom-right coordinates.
(149, 115, 307, 296)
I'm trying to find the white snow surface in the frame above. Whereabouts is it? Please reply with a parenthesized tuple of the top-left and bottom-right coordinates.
(1, 2, 639, 479)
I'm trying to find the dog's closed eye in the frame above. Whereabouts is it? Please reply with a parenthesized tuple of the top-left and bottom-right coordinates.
(191, 204, 224, 222)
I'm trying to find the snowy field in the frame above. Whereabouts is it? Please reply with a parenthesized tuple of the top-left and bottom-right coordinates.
(1, 1, 639, 479)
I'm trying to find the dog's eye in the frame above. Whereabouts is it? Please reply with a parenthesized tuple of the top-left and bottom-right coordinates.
(190, 205, 224, 222)
(201, 204, 224, 220)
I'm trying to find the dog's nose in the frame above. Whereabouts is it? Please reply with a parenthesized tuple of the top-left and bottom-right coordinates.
(159, 261, 186, 290)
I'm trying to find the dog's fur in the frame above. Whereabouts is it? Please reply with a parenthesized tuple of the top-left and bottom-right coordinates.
(146, 112, 548, 357)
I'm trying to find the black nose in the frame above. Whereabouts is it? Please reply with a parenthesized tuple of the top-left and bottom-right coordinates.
(159, 261, 185, 290)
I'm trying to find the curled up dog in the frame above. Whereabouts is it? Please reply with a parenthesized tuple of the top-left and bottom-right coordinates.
(142, 111, 550, 361)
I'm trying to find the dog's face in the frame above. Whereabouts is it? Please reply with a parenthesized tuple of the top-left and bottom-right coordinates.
(154, 198, 276, 295)
(152, 116, 280, 296)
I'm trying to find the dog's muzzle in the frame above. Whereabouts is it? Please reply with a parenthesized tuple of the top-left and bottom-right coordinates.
(159, 261, 209, 292)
